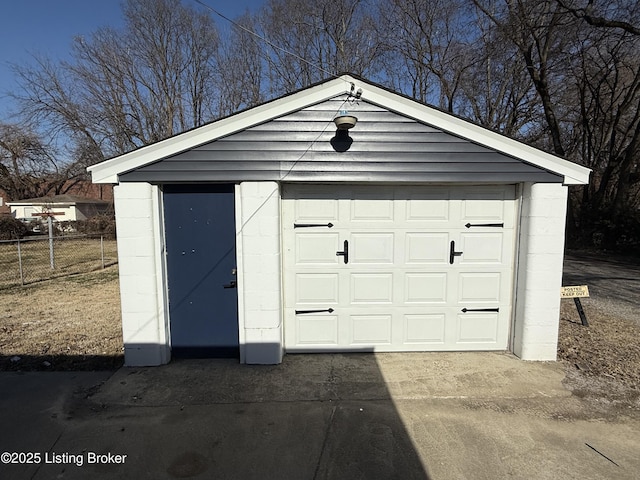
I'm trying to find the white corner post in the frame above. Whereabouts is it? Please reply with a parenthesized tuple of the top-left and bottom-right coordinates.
(114, 182, 170, 366)
(513, 183, 569, 360)
(236, 182, 284, 364)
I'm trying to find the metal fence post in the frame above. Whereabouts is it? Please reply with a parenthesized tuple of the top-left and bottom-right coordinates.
(48, 216, 55, 270)
(17, 238, 25, 286)
(101, 235, 105, 269)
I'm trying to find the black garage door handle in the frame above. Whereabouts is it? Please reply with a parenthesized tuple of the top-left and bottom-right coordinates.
(336, 240, 349, 264)
(449, 240, 463, 264)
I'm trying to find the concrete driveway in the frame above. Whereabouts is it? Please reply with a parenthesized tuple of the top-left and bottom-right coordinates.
(1, 352, 638, 479)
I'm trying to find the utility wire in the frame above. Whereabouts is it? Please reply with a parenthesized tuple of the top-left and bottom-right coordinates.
(191, 0, 361, 179)
(192, 0, 339, 81)
(279, 97, 350, 181)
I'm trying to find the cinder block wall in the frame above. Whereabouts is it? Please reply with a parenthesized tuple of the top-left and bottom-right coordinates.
(114, 183, 169, 366)
(236, 182, 284, 364)
(513, 183, 568, 360)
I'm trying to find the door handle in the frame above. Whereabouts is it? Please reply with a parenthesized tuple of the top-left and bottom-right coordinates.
(449, 240, 463, 264)
(336, 240, 349, 264)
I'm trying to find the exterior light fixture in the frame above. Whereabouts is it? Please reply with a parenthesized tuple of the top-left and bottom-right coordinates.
(333, 110, 357, 130)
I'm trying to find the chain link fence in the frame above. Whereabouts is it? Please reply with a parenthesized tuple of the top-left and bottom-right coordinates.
(0, 234, 117, 289)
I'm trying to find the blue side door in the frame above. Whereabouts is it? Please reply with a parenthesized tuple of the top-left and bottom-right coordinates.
(163, 184, 239, 358)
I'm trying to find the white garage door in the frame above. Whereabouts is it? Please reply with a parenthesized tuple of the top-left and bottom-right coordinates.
(282, 184, 517, 352)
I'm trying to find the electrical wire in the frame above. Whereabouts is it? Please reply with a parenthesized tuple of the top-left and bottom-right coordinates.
(190, 1, 363, 219)
(278, 97, 350, 181)
(192, 0, 340, 82)
(190, 1, 362, 179)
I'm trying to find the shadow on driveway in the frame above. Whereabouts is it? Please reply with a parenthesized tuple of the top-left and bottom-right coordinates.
(1, 353, 430, 480)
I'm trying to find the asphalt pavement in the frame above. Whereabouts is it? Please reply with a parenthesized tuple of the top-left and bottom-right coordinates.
(1, 352, 639, 479)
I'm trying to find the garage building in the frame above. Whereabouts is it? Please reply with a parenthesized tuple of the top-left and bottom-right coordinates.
(88, 74, 590, 366)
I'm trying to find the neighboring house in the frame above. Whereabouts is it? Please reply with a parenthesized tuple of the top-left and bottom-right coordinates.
(63, 180, 114, 203)
(7, 194, 111, 223)
(0, 188, 11, 216)
(88, 74, 591, 367)
(0, 182, 112, 219)
(0, 196, 9, 216)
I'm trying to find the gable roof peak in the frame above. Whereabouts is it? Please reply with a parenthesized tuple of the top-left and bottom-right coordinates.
(88, 75, 590, 186)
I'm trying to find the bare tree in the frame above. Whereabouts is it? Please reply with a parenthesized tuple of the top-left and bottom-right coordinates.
(378, 0, 478, 110)
(556, 0, 640, 35)
(458, 37, 539, 137)
(567, 26, 640, 246)
(0, 123, 83, 200)
(470, 0, 640, 248)
(472, 0, 575, 156)
(12, 0, 220, 160)
(257, 0, 382, 94)
(215, 14, 264, 116)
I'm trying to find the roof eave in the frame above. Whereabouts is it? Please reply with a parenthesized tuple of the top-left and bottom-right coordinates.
(355, 80, 591, 186)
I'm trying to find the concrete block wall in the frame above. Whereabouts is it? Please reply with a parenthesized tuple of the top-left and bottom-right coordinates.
(236, 182, 284, 364)
(513, 183, 568, 360)
(114, 183, 170, 366)
(112, 179, 567, 366)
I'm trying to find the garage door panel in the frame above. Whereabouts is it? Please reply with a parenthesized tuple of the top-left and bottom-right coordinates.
(295, 196, 339, 222)
(351, 192, 394, 221)
(456, 312, 499, 344)
(458, 273, 501, 303)
(295, 273, 339, 304)
(404, 314, 446, 344)
(406, 189, 450, 221)
(404, 273, 447, 303)
(351, 233, 395, 263)
(461, 199, 505, 223)
(460, 186, 516, 227)
(350, 315, 392, 345)
(296, 233, 340, 264)
(295, 315, 339, 345)
(459, 233, 504, 264)
(405, 233, 449, 264)
(350, 273, 393, 303)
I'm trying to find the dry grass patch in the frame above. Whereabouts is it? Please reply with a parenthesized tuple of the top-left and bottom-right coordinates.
(0, 237, 118, 289)
(0, 265, 123, 371)
(558, 299, 640, 409)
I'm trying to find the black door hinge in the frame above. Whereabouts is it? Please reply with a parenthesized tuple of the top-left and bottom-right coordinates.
(461, 308, 500, 313)
(294, 223, 334, 228)
(465, 223, 504, 228)
(295, 308, 335, 314)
